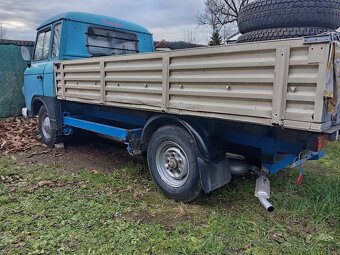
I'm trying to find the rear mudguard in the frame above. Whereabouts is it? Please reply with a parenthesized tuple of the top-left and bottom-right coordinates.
(198, 157, 231, 193)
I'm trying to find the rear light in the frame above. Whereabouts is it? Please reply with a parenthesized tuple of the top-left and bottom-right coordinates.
(315, 134, 329, 151)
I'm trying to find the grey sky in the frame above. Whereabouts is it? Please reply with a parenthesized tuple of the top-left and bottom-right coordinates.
(0, 0, 210, 43)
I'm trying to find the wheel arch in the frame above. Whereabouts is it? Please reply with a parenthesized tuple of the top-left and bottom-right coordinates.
(31, 96, 46, 116)
(141, 115, 212, 161)
(31, 96, 62, 133)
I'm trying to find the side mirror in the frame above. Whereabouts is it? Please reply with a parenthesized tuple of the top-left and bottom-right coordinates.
(21, 46, 31, 67)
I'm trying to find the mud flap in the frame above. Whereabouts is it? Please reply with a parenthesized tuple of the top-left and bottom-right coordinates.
(44, 97, 63, 136)
(198, 157, 231, 193)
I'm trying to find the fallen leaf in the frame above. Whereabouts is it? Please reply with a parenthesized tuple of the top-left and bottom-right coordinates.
(37, 180, 54, 187)
(133, 191, 144, 200)
(0, 118, 42, 155)
(27, 150, 51, 158)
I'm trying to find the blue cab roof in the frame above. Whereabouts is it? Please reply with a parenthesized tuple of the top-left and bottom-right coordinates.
(38, 12, 152, 34)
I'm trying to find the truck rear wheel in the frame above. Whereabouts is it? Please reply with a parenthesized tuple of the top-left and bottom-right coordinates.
(147, 125, 202, 203)
(38, 105, 60, 147)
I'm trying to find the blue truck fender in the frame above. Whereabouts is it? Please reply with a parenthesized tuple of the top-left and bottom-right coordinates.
(140, 115, 211, 160)
(30, 96, 63, 132)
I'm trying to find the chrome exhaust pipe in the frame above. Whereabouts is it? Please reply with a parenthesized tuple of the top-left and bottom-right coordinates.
(255, 175, 274, 212)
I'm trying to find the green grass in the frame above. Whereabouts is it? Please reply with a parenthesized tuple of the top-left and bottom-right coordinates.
(0, 143, 339, 254)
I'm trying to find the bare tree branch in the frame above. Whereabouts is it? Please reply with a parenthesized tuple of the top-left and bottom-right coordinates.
(198, 0, 251, 34)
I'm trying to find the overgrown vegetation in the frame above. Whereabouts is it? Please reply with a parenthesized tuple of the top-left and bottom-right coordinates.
(0, 143, 339, 254)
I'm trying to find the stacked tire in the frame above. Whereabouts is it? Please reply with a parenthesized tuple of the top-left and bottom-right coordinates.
(237, 0, 340, 43)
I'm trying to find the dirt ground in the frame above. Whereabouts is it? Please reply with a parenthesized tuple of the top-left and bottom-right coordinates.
(0, 117, 145, 173)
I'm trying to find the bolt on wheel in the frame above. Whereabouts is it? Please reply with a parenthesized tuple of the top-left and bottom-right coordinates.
(155, 141, 190, 188)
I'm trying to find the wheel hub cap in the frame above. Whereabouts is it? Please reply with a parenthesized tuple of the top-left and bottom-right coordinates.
(42, 115, 52, 140)
(156, 141, 190, 188)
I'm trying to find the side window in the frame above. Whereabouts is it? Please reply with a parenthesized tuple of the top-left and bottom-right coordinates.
(87, 26, 138, 56)
(33, 29, 51, 61)
(51, 23, 62, 59)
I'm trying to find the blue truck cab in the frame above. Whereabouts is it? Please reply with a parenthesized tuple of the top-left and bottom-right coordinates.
(23, 12, 154, 118)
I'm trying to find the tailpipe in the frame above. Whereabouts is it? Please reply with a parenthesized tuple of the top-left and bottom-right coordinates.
(255, 175, 274, 212)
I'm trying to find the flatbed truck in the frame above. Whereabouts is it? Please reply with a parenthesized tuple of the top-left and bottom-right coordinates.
(21, 12, 340, 211)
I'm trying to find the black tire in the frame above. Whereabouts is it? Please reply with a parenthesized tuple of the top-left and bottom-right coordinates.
(38, 105, 60, 147)
(147, 125, 202, 203)
(237, 27, 333, 43)
(238, 0, 340, 34)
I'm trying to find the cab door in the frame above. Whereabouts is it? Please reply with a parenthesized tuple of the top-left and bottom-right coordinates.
(24, 22, 63, 110)
(24, 27, 51, 109)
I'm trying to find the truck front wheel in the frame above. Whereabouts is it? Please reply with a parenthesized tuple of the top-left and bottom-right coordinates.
(147, 125, 202, 203)
(38, 105, 59, 147)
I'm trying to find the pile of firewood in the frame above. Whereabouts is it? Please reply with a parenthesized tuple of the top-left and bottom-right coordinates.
(0, 118, 42, 154)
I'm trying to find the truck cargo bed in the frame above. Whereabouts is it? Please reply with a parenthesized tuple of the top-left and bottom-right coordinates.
(55, 37, 340, 133)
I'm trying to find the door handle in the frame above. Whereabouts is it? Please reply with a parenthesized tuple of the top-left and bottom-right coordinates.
(37, 74, 43, 80)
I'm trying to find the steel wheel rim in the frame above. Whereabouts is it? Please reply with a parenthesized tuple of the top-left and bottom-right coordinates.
(155, 141, 190, 188)
(41, 114, 52, 140)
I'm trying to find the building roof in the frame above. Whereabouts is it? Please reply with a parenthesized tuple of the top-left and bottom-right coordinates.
(38, 12, 151, 34)
(0, 39, 34, 46)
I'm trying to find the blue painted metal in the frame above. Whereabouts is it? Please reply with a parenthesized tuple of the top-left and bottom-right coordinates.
(38, 12, 152, 35)
(262, 150, 323, 174)
(60, 20, 91, 60)
(60, 18, 153, 60)
(290, 151, 323, 167)
(42, 13, 154, 61)
(84, 106, 147, 127)
(24, 62, 45, 111)
(63, 115, 142, 142)
(223, 129, 324, 175)
(310, 150, 324, 160)
(24, 22, 62, 110)
(262, 155, 297, 174)
(223, 129, 304, 155)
